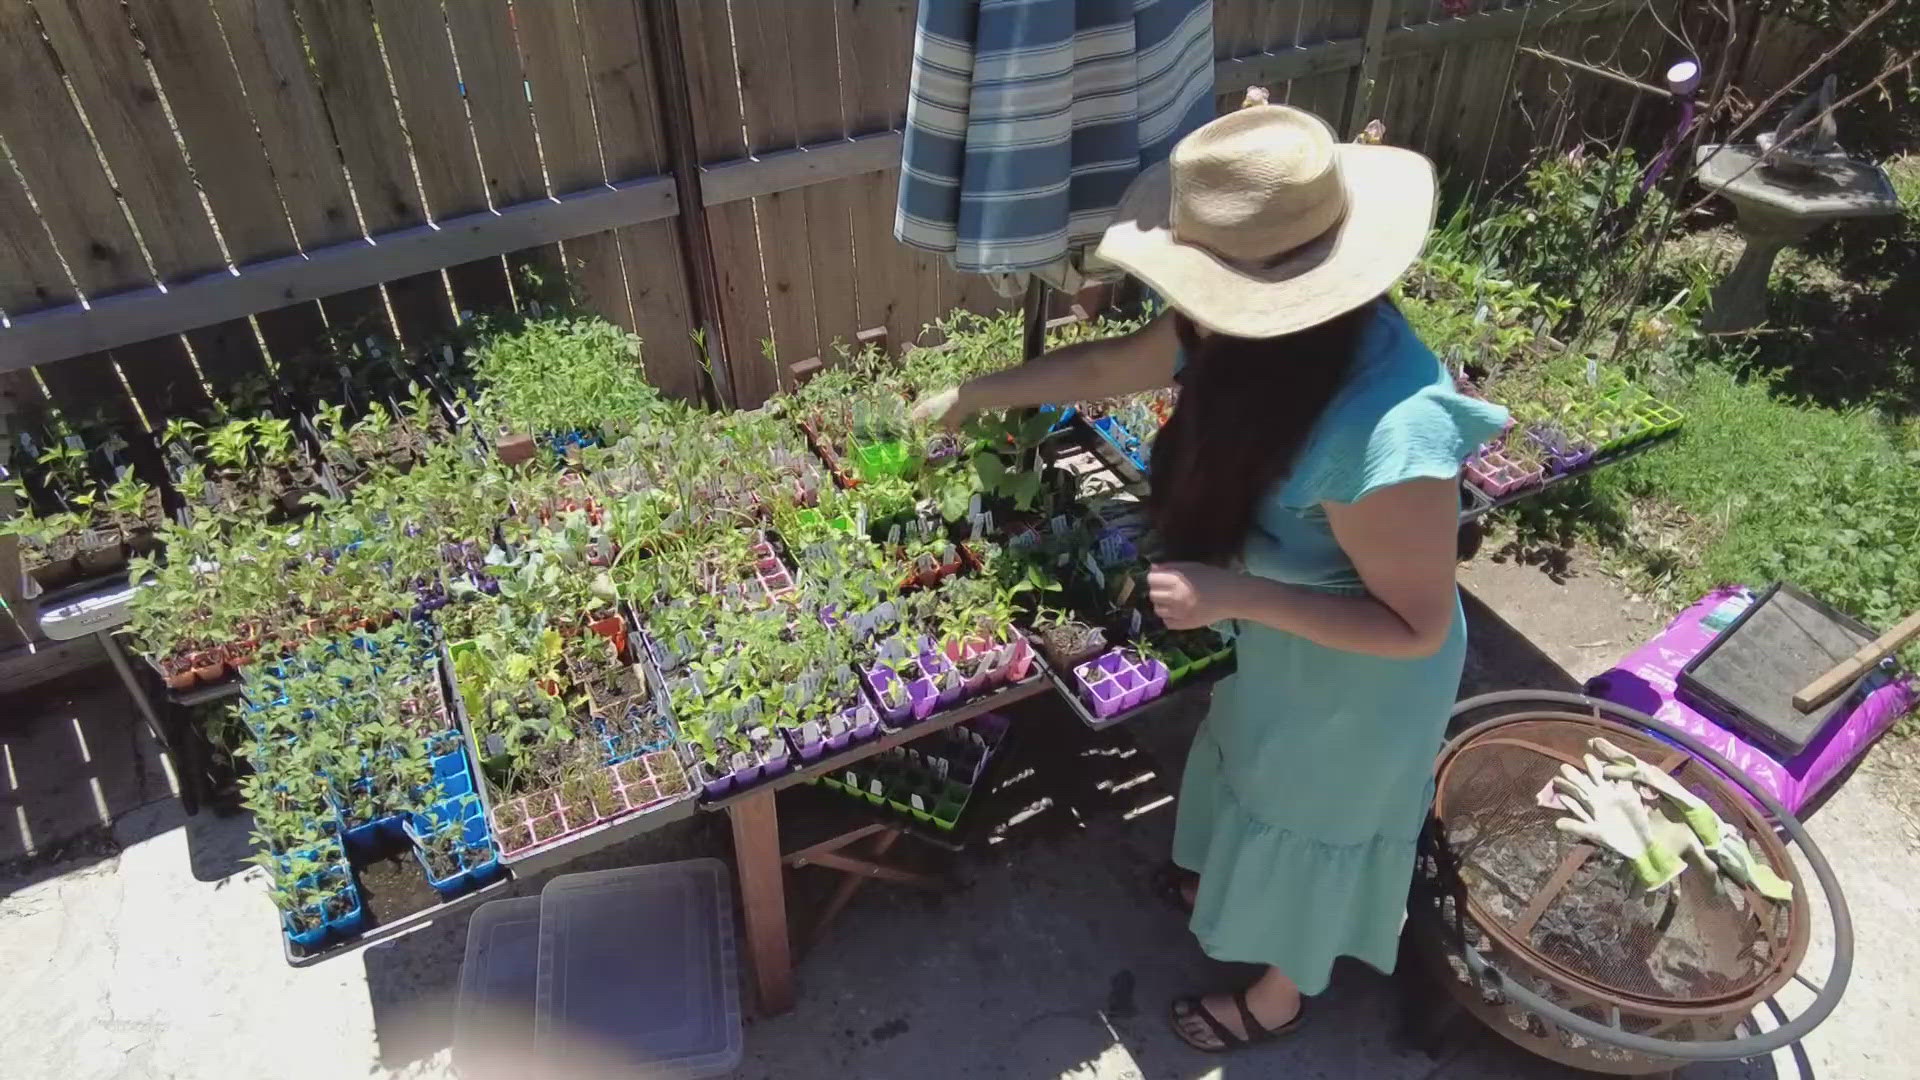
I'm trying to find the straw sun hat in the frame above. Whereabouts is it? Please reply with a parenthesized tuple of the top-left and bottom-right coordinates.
(1095, 104, 1436, 339)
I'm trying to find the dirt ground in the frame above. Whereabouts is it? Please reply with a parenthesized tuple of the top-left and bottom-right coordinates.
(2, 550, 1915, 1079)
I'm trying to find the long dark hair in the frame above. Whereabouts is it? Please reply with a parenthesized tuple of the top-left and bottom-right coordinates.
(1148, 301, 1375, 564)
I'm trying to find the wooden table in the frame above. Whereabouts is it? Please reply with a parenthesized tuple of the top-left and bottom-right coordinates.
(701, 675, 1053, 1014)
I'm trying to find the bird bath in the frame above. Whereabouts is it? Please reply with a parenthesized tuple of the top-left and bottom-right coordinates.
(1692, 143, 1900, 332)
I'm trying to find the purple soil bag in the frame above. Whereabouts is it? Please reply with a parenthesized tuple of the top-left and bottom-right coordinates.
(1584, 586, 1915, 816)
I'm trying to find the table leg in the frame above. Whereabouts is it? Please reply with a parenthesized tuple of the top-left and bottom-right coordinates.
(728, 791, 795, 1015)
(100, 630, 200, 815)
(806, 829, 902, 952)
(98, 629, 164, 739)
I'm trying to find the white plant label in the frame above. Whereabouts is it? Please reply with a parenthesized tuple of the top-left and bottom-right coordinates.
(1083, 552, 1105, 588)
(846, 770, 860, 787)
(911, 793, 926, 812)
(869, 779, 885, 797)
(1129, 608, 1143, 635)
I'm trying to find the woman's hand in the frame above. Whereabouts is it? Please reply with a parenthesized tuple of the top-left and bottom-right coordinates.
(1147, 562, 1241, 630)
(909, 386, 971, 431)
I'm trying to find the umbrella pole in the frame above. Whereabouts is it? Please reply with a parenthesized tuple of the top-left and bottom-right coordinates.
(1020, 275, 1048, 364)
(1017, 276, 1049, 480)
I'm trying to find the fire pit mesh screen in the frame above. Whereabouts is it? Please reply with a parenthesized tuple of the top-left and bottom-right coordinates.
(1434, 717, 1798, 1008)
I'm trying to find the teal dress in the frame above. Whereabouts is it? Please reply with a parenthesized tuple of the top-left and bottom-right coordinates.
(1171, 301, 1508, 995)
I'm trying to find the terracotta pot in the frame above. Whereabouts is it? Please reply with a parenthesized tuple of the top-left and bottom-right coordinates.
(188, 651, 228, 684)
(159, 656, 197, 690)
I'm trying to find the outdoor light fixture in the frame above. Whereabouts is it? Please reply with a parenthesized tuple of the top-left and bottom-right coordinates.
(1666, 58, 1701, 97)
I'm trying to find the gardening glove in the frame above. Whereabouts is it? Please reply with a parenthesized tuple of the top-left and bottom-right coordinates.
(1590, 737, 1793, 902)
(1589, 737, 1724, 852)
(1649, 808, 1716, 878)
(909, 387, 968, 431)
(1553, 755, 1686, 891)
(1712, 832, 1795, 903)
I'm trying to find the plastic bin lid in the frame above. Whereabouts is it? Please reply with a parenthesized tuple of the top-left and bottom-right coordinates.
(454, 896, 542, 1080)
(536, 858, 740, 1078)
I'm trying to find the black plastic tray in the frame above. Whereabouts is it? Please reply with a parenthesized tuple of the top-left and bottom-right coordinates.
(1677, 581, 1879, 758)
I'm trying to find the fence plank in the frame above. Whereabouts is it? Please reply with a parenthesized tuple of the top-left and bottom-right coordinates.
(615, 220, 700, 401)
(735, 0, 819, 395)
(207, 0, 357, 247)
(839, 0, 914, 353)
(293, 0, 425, 235)
(577, 0, 665, 178)
(33, 0, 224, 281)
(0, 5, 146, 297)
(679, 0, 770, 402)
(444, 0, 543, 207)
(788, 3, 858, 360)
(126, 0, 296, 265)
(0, 163, 73, 315)
(370, 0, 486, 221)
(114, 335, 209, 421)
(515, 0, 600, 194)
(576, 1, 695, 386)
(36, 352, 141, 431)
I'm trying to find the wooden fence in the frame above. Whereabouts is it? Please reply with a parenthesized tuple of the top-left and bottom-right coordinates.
(0, 0, 1699, 429)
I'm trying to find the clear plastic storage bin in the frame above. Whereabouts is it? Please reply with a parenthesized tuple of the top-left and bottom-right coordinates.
(536, 858, 741, 1077)
(454, 896, 542, 1080)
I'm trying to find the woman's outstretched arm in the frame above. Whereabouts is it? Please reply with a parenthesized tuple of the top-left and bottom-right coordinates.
(914, 313, 1178, 427)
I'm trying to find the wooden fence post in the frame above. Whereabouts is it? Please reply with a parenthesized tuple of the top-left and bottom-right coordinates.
(1343, 0, 1395, 138)
(645, 0, 734, 410)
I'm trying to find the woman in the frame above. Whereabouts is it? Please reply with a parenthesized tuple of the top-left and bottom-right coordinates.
(914, 104, 1507, 1053)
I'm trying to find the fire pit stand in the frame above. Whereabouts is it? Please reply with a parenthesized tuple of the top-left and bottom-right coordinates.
(1402, 690, 1852, 1075)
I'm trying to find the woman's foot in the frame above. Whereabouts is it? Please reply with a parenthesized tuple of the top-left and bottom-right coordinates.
(1150, 862, 1200, 914)
(1170, 967, 1305, 1053)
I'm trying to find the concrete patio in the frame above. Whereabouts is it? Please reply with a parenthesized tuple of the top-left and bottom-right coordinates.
(3, 557, 1914, 1079)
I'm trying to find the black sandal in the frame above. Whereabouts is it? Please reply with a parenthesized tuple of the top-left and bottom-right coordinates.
(1149, 862, 1198, 914)
(1169, 991, 1306, 1053)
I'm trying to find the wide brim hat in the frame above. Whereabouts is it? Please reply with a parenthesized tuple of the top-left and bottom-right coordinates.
(1095, 105, 1436, 339)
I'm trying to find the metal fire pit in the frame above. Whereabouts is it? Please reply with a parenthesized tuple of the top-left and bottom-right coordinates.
(1407, 691, 1851, 1075)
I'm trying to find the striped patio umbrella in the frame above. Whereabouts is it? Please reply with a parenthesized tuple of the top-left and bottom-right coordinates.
(895, 0, 1216, 297)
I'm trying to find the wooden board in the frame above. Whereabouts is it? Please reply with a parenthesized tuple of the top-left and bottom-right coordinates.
(206, 0, 358, 247)
(443, 0, 545, 207)
(838, 0, 912, 354)
(576, 0, 665, 179)
(33, 0, 225, 281)
(126, 0, 297, 264)
(0, 157, 74, 315)
(0, 4, 147, 297)
(293, 0, 425, 234)
(370, 0, 488, 221)
(615, 219, 699, 401)
(514, 0, 601, 194)
(114, 335, 210, 422)
(678, 0, 769, 402)
(735, 1, 819, 396)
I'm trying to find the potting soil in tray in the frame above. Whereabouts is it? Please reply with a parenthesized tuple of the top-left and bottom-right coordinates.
(536, 859, 740, 1077)
(454, 897, 542, 1080)
(351, 850, 446, 928)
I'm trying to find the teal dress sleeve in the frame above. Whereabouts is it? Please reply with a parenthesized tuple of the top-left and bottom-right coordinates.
(1276, 304, 1508, 509)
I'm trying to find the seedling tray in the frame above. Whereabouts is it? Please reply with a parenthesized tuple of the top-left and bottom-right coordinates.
(1677, 581, 1882, 757)
(1041, 648, 1238, 731)
(281, 857, 511, 968)
(696, 672, 1051, 813)
(442, 641, 699, 876)
(1457, 428, 1680, 521)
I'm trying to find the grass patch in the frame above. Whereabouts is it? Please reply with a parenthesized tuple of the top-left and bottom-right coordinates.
(1580, 366, 1920, 632)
